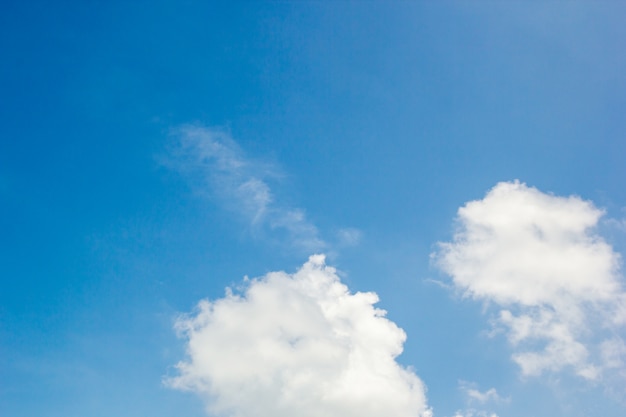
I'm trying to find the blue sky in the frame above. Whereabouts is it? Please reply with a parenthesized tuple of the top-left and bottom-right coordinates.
(1, 1, 626, 416)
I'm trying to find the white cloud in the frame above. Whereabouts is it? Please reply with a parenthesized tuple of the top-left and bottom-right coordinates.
(465, 387, 500, 404)
(167, 255, 431, 417)
(169, 125, 325, 252)
(459, 381, 506, 404)
(452, 381, 505, 417)
(434, 181, 626, 381)
(452, 411, 498, 417)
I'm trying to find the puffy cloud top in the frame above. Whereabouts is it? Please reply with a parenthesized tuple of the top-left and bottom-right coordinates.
(168, 255, 431, 417)
(438, 181, 620, 306)
(435, 181, 626, 380)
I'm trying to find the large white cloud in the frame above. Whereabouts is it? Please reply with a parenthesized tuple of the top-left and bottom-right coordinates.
(435, 181, 626, 380)
(167, 255, 431, 417)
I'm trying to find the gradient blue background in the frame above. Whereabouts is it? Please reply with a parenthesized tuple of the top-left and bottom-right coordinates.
(1, 1, 625, 416)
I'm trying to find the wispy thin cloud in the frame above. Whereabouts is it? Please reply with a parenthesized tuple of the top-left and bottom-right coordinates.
(449, 381, 506, 417)
(459, 381, 508, 404)
(168, 125, 327, 252)
(434, 181, 626, 384)
(605, 216, 626, 233)
(335, 227, 363, 247)
(451, 410, 498, 417)
(452, 408, 498, 417)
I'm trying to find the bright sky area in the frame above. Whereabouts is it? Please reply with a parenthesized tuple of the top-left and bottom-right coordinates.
(1, 2, 626, 417)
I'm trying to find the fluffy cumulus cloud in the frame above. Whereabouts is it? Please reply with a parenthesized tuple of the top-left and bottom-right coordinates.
(434, 181, 626, 381)
(167, 255, 431, 417)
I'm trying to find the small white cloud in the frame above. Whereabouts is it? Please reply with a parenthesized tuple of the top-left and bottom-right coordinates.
(453, 381, 506, 417)
(168, 125, 325, 252)
(459, 381, 506, 404)
(451, 410, 498, 417)
(434, 181, 626, 381)
(167, 255, 431, 417)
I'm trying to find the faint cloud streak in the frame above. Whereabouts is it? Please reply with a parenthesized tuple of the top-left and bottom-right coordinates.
(168, 124, 325, 252)
(459, 381, 507, 404)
